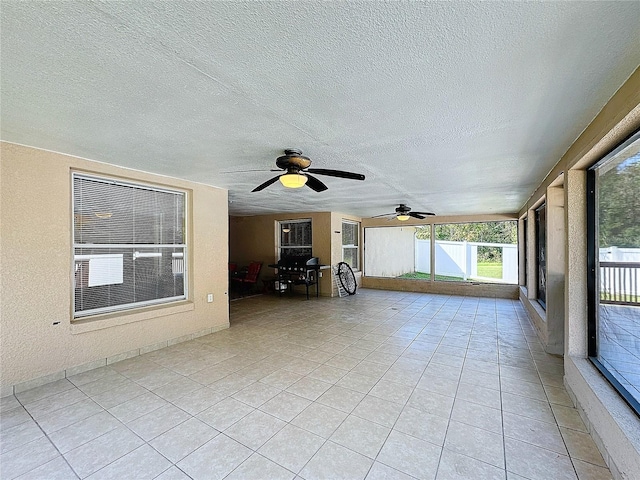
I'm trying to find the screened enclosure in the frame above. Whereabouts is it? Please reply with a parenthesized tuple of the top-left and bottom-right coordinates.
(588, 131, 640, 414)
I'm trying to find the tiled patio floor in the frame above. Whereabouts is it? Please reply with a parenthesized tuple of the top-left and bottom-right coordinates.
(1, 289, 612, 479)
(599, 304, 640, 402)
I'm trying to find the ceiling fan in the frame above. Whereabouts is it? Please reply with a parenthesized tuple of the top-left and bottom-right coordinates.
(372, 204, 435, 221)
(251, 149, 365, 192)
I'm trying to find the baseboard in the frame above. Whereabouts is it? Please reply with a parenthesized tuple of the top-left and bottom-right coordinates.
(2, 323, 230, 398)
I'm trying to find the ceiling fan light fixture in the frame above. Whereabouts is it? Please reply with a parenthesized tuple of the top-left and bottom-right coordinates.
(396, 214, 410, 221)
(279, 173, 308, 189)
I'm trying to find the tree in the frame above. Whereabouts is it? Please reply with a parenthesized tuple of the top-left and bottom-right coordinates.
(598, 156, 640, 248)
(433, 222, 517, 244)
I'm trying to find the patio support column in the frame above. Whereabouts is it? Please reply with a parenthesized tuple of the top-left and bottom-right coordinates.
(565, 169, 588, 357)
(546, 183, 566, 355)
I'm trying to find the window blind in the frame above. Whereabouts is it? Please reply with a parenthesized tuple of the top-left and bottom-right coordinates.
(73, 174, 186, 317)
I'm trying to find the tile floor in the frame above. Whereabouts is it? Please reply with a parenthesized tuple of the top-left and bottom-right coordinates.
(598, 304, 640, 402)
(0, 289, 613, 480)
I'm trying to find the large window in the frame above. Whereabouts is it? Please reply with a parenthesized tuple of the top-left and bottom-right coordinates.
(414, 225, 431, 277)
(535, 203, 547, 308)
(433, 221, 518, 283)
(588, 130, 640, 415)
(73, 174, 187, 318)
(279, 219, 312, 259)
(342, 221, 359, 270)
(522, 216, 528, 288)
(364, 221, 517, 284)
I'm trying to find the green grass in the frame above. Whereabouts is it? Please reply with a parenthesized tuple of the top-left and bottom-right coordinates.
(398, 264, 504, 282)
(476, 262, 502, 279)
(600, 293, 640, 304)
(398, 271, 464, 281)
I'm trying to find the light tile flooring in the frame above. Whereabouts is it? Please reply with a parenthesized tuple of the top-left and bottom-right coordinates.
(0, 289, 613, 480)
(599, 304, 640, 401)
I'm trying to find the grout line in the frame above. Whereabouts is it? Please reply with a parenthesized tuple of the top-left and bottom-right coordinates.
(498, 299, 510, 477)
(5, 290, 612, 480)
(426, 295, 471, 478)
(13, 395, 82, 479)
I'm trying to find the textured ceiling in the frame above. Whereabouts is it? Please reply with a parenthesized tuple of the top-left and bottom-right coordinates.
(2, 1, 639, 217)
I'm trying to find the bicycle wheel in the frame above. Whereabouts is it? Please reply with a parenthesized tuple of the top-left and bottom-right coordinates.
(336, 261, 357, 295)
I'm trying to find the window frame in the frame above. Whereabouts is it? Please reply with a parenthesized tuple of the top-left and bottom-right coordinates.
(522, 216, 528, 289)
(535, 203, 547, 309)
(277, 218, 312, 260)
(587, 129, 640, 416)
(433, 221, 518, 284)
(341, 220, 360, 271)
(72, 172, 188, 319)
(364, 221, 517, 283)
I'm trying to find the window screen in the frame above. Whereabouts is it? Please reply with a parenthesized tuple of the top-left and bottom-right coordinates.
(433, 221, 518, 283)
(587, 130, 640, 415)
(279, 219, 312, 258)
(73, 174, 187, 318)
(535, 204, 546, 308)
(342, 221, 359, 270)
(522, 216, 528, 288)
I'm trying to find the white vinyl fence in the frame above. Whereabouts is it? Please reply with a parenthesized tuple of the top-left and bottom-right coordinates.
(599, 247, 640, 302)
(599, 246, 640, 263)
(415, 239, 518, 284)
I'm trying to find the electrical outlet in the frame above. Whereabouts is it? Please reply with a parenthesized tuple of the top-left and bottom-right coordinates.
(207, 293, 213, 303)
(319, 272, 323, 277)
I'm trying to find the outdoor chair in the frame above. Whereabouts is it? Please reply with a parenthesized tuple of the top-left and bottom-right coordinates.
(231, 261, 262, 296)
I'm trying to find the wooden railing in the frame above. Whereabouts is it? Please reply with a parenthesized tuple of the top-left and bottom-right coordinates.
(600, 262, 640, 306)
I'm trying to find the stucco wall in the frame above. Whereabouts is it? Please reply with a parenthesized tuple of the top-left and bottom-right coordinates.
(546, 184, 566, 355)
(0, 143, 229, 392)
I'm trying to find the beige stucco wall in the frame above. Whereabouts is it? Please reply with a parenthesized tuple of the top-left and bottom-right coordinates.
(565, 169, 588, 358)
(0, 142, 229, 392)
(546, 183, 566, 355)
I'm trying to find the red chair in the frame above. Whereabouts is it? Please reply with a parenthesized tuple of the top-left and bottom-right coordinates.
(231, 261, 262, 296)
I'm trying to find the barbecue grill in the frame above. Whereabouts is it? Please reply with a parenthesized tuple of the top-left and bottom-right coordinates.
(269, 256, 325, 299)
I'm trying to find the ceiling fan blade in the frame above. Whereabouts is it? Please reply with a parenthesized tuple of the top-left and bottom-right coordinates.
(305, 174, 328, 192)
(411, 211, 436, 216)
(223, 169, 281, 173)
(251, 175, 281, 192)
(409, 212, 426, 220)
(306, 168, 365, 181)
